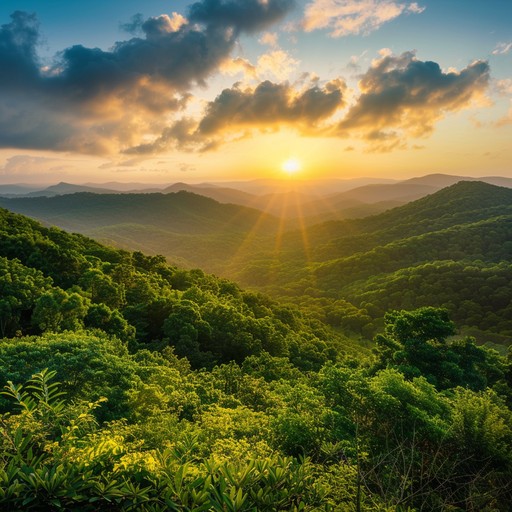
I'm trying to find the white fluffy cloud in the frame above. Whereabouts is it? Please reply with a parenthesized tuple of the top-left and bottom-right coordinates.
(492, 41, 512, 55)
(257, 50, 300, 80)
(302, 0, 425, 37)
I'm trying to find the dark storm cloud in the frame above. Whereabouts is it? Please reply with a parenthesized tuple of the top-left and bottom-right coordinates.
(49, 3, 290, 103)
(0, 0, 296, 153)
(189, 0, 296, 34)
(338, 51, 490, 146)
(0, 11, 40, 89)
(198, 79, 345, 134)
(51, 27, 230, 101)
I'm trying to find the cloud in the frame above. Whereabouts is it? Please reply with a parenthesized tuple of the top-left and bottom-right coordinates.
(120, 13, 145, 35)
(188, 0, 296, 34)
(256, 49, 300, 80)
(492, 41, 512, 55)
(142, 12, 188, 35)
(0, 155, 55, 175)
(198, 79, 345, 134)
(0, 154, 81, 181)
(0, 11, 40, 88)
(126, 78, 346, 153)
(337, 51, 490, 148)
(220, 57, 258, 78)
(98, 157, 147, 170)
(128, 51, 490, 155)
(496, 79, 512, 95)
(124, 118, 204, 155)
(220, 49, 299, 82)
(302, 0, 425, 37)
(346, 51, 368, 72)
(259, 32, 279, 47)
(0, 1, 296, 154)
(2, 5, 492, 159)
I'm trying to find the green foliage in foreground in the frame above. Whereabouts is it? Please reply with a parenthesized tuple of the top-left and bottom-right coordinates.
(1, 308, 511, 511)
(0, 371, 328, 511)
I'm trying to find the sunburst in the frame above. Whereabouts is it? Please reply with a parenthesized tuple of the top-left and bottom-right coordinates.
(281, 158, 301, 176)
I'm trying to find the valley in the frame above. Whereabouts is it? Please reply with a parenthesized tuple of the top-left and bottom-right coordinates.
(2, 176, 512, 349)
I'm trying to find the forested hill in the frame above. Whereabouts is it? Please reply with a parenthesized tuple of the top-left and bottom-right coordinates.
(0, 206, 349, 368)
(233, 182, 512, 345)
(0, 190, 279, 234)
(357, 180, 512, 237)
(276, 181, 512, 261)
(2, 181, 512, 347)
(0, 191, 283, 271)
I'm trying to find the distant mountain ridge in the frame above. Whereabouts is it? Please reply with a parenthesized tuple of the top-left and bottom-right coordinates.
(163, 182, 258, 206)
(402, 173, 512, 188)
(275, 181, 512, 264)
(27, 182, 121, 197)
(224, 180, 512, 346)
(0, 190, 281, 270)
(2, 173, 512, 224)
(0, 190, 278, 233)
(3, 171, 511, 199)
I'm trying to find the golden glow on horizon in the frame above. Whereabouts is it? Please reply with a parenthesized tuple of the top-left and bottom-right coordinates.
(282, 158, 301, 176)
(2, 118, 511, 185)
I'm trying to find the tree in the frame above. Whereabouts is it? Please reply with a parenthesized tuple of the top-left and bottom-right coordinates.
(32, 288, 88, 332)
(0, 257, 52, 337)
(84, 303, 135, 341)
(373, 307, 504, 389)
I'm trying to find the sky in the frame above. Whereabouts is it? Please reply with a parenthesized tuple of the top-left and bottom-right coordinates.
(0, 0, 511, 185)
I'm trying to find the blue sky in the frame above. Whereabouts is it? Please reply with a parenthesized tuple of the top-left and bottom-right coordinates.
(0, 0, 511, 184)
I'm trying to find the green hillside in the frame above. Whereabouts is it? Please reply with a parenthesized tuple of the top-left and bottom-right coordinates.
(279, 181, 512, 262)
(0, 206, 347, 368)
(231, 182, 512, 345)
(0, 191, 283, 273)
(0, 191, 279, 234)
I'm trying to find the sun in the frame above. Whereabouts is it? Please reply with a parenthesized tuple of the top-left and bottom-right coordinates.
(281, 158, 301, 176)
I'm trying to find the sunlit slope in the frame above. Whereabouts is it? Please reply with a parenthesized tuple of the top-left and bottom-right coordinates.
(229, 182, 512, 344)
(0, 191, 278, 234)
(0, 205, 362, 364)
(0, 191, 282, 272)
(270, 181, 512, 263)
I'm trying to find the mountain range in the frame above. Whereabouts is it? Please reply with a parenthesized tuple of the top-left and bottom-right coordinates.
(3, 173, 512, 224)
(1, 178, 512, 348)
